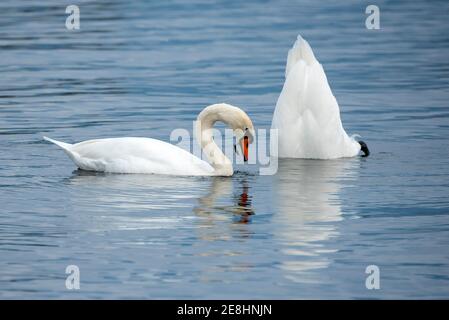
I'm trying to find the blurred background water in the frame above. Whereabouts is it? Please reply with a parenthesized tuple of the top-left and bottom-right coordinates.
(1, 0, 449, 299)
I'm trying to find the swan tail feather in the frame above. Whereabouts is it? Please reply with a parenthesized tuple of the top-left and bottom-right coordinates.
(43, 136, 73, 151)
(285, 35, 317, 78)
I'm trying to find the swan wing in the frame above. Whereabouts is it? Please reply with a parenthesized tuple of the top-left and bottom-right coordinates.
(272, 35, 360, 159)
(45, 137, 214, 176)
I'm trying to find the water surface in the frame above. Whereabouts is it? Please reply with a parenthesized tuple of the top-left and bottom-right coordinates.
(1, 0, 449, 298)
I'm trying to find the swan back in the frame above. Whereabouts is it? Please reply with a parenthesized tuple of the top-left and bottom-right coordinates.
(44, 104, 254, 176)
(45, 137, 214, 175)
(272, 36, 360, 159)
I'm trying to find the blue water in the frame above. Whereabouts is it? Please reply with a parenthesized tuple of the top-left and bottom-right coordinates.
(1, 0, 449, 299)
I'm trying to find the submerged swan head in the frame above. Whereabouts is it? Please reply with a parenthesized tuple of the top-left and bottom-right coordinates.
(196, 103, 255, 176)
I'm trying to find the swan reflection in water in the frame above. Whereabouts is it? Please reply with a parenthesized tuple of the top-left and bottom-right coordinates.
(194, 176, 254, 222)
(272, 158, 359, 283)
(66, 171, 254, 234)
(65, 159, 358, 285)
(66, 171, 209, 232)
(193, 175, 255, 242)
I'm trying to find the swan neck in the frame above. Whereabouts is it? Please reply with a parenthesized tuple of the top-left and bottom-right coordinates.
(196, 108, 233, 176)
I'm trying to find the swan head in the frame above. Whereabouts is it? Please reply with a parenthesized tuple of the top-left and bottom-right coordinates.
(197, 103, 255, 165)
(229, 108, 255, 162)
(233, 126, 255, 162)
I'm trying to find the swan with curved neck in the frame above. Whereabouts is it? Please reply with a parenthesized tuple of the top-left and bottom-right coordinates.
(44, 103, 255, 176)
(196, 103, 254, 176)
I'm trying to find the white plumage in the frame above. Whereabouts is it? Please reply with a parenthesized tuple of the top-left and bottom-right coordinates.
(43, 136, 215, 175)
(271, 35, 361, 159)
(44, 103, 255, 176)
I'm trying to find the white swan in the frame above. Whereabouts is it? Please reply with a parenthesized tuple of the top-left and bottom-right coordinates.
(271, 35, 369, 159)
(44, 103, 255, 176)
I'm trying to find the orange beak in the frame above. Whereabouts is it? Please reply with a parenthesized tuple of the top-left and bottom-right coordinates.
(241, 136, 249, 162)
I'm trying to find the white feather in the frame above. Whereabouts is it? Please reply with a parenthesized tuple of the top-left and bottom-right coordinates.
(44, 103, 254, 176)
(44, 136, 214, 176)
(271, 35, 361, 159)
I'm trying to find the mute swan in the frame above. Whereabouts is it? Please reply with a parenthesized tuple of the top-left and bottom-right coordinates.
(271, 35, 369, 159)
(44, 103, 255, 176)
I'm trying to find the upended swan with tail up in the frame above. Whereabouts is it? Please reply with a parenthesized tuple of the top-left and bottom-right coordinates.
(271, 35, 369, 159)
(44, 103, 255, 176)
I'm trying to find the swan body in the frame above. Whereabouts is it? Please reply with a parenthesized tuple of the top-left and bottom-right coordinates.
(43, 136, 215, 176)
(45, 103, 255, 176)
(271, 35, 364, 159)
